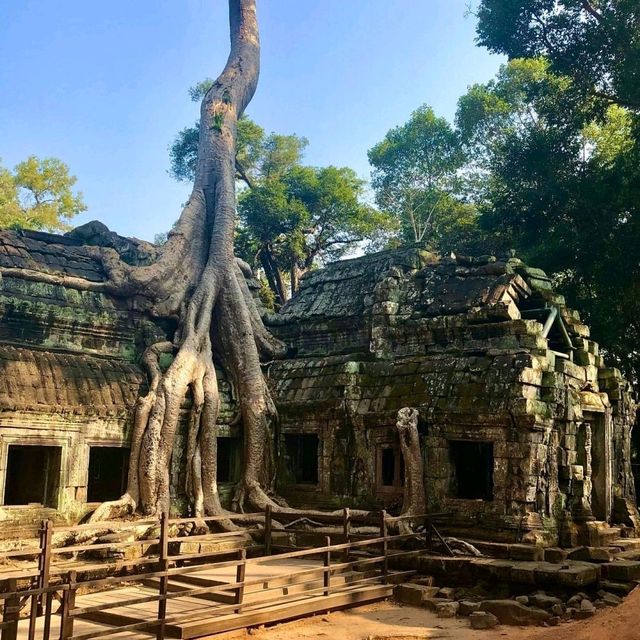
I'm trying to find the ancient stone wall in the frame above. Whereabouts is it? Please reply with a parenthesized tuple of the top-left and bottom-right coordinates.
(0, 227, 636, 546)
(268, 248, 638, 544)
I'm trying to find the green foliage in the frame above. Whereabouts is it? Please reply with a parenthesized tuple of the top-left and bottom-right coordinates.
(475, 0, 640, 112)
(188, 78, 215, 102)
(368, 105, 476, 249)
(169, 124, 200, 183)
(0, 156, 86, 232)
(456, 54, 640, 381)
(168, 79, 308, 185)
(238, 165, 395, 300)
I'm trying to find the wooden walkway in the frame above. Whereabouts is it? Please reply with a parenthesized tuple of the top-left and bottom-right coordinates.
(1, 510, 433, 639)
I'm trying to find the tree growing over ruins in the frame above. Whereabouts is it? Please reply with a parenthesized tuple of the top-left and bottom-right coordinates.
(170, 84, 392, 307)
(85, 0, 287, 521)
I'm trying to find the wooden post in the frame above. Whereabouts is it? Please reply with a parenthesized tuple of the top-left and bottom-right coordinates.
(156, 512, 169, 640)
(342, 508, 350, 563)
(41, 521, 53, 640)
(264, 504, 272, 556)
(58, 571, 76, 640)
(235, 549, 247, 614)
(424, 514, 433, 551)
(28, 520, 49, 640)
(1, 578, 19, 640)
(380, 510, 388, 585)
(323, 536, 331, 597)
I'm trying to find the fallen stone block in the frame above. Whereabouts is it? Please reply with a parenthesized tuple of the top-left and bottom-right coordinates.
(572, 598, 595, 619)
(543, 548, 567, 564)
(458, 600, 481, 616)
(436, 601, 459, 618)
(599, 591, 622, 606)
(567, 546, 614, 563)
(566, 594, 582, 607)
(469, 611, 499, 630)
(393, 583, 439, 606)
(529, 593, 562, 609)
(601, 560, 640, 581)
(423, 597, 454, 613)
(480, 599, 551, 626)
(438, 586, 456, 599)
(599, 580, 635, 595)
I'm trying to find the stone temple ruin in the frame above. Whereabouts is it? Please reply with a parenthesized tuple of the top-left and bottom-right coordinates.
(0, 223, 638, 549)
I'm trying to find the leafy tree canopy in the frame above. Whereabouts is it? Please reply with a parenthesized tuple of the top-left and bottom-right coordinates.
(475, 0, 640, 112)
(457, 56, 640, 380)
(368, 105, 480, 251)
(0, 156, 86, 232)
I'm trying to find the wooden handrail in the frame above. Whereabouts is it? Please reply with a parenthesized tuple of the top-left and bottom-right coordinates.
(1, 508, 436, 640)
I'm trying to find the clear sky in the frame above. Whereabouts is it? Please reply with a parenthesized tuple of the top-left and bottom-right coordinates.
(0, 1, 504, 241)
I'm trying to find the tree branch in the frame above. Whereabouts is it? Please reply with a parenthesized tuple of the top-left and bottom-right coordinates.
(581, 0, 604, 23)
(235, 159, 254, 189)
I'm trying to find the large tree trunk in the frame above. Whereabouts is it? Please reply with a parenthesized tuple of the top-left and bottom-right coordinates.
(91, 0, 283, 522)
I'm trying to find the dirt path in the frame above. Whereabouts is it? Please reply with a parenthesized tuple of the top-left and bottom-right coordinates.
(253, 588, 640, 640)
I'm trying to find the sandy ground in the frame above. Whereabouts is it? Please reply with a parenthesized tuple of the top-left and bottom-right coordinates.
(251, 588, 640, 640)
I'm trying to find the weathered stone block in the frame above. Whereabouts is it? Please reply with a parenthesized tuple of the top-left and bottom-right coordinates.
(469, 611, 499, 629)
(567, 546, 614, 563)
(459, 600, 481, 616)
(393, 584, 439, 606)
(479, 600, 551, 626)
(600, 560, 640, 581)
(436, 601, 459, 618)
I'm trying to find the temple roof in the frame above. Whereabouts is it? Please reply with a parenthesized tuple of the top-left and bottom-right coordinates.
(0, 345, 144, 416)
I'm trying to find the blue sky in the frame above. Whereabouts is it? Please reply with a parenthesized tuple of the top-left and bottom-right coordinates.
(0, 1, 504, 241)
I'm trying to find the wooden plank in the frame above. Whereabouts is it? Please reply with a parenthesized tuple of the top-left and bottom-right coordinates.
(180, 584, 392, 639)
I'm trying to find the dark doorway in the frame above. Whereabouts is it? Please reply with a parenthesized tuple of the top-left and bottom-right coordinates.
(4, 445, 62, 507)
(586, 413, 612, 521)
(87, 447, 129, 503)
(449, 440, 494, 501)
(284, 434, 319, 484)
(217, 437, 241, 483)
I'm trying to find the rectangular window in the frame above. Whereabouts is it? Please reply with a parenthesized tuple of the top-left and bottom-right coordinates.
(449, 440, 493, 501)
(4, 445, 62, 508)
(87, 447, 130, 503)
(376, 445, 405, 492)
(217, 437, 241, 484)
(284, 434, 319, 484)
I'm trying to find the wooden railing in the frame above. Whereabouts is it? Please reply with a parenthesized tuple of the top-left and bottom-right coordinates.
(0, 509, 448, 640)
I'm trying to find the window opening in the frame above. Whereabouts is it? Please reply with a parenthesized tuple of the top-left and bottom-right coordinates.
(4, 445, 62, 507)
(284, 434, 319, 484)
(376, 445, 405, 492)
(449, 440, 493, 501)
